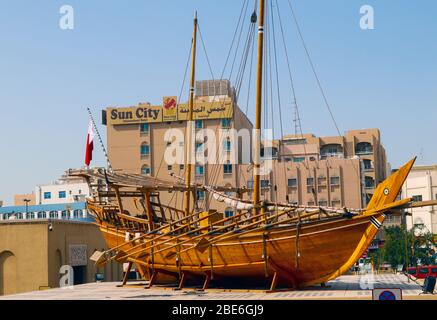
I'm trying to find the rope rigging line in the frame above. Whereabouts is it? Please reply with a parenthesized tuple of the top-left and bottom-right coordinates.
(283, 0, 361, 192)
(274, 0, 311, 175)
(87, 107, 113, 173)
(153, 36, 193, 190)
(270, 0, 289, 202)
(286, 0, 341, 136)
(204, 2, 259, 209)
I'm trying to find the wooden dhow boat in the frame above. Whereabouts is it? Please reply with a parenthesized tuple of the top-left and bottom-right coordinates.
(69, 1, 432, 290)
(71, 157, 419, 290)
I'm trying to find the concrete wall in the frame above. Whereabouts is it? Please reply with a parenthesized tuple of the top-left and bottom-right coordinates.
(0, 221, 123, 296)
(0, 222, 48, 295)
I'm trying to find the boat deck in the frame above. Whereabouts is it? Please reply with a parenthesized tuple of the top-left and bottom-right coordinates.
(1, 274, 435, 300)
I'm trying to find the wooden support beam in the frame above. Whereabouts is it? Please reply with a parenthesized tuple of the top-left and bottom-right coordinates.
(197, 272, 211, 291)
(121, 261, 133, 286)
(269, 272, 278, 292)
(174, 272, 187, 291)
(145, 271, 158, 289)
(143, 191, 155, 231)
(114, 187, 124, 215)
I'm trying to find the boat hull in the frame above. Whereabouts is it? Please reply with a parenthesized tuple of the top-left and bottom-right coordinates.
(97, 212, 384, 288)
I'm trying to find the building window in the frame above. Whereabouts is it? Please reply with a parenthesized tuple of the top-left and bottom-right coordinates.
(73, 210, 81, 219)
(288, 178, 297, 187)
(62, 211, 69, 219)
(224, 138, 232, 152)
(38, 212, 46, 219)
(224, 208, 234, 218)
(355, 142, 373, 155)
(293, 157, 305, 163)
(167, 165, 172, 171)
(330, 176, 340, 186)
(363, 159, 373, 170)
(44, 192, 51, 200)
(412, 195, 423, 202)
(317, 177, 327, 186)
(195, 120, 203, 129)
(49, 211, 58, 219)
(308, 201, 315, 206)
(306, 178, 314, 186)
(223, 163, 233, 175)
(197, 190, 205, 201)
(140, 123, 150, 134)
(140, 143, 150, 158)
(141, 165, 151, 176)
(221, 119, 232, 128)
(318, 201, 328, 207)
(261, 180, 270, 189)
(365, 176, 375, 189)
(179, 164, 184, 170)
(195, 165, 204, 176)
(247, 180, 254, 190)
(59, 191, 66, 199)
(320, 144, 344, 159)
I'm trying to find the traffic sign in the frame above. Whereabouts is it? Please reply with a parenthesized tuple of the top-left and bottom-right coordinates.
(372, 288, 402, 300)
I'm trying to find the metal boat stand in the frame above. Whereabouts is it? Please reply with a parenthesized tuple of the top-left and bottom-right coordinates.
(116, 261, 133, 287)
(173, 272, 187, 291)
(145, 271, 158, 289)
(196, 272, 211, 292)
(265, 258, 300, 293)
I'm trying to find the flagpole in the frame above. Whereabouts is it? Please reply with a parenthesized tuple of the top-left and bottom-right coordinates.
(87, 107, 113, 173)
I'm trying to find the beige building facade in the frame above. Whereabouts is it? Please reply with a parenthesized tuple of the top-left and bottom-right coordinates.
(104, 80, 388, 215)
(402, 165, 437, 235)
(14, 193, 36, 206)
(0, 220, 122, 296)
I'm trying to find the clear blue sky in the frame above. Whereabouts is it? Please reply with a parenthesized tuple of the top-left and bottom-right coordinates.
(0, 0, 436, 204)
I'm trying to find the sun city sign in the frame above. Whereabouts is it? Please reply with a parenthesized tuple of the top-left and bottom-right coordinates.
(108, 96, 234, 125)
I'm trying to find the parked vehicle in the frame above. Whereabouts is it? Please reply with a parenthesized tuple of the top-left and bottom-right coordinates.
(407, 265, 437, 279)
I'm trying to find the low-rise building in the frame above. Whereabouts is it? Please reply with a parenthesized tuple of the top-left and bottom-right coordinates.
(35, 175, 91, 205)
(401, 165, 437, 235)
(0, 202, 91, 222)
(0, 220, 122, 296)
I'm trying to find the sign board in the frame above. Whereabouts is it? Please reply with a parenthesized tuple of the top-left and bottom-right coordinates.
(162, 96, 178, 122)
(372, 288, 402, 300)
(107, 98, 234, 125)
(177, 101, 233, 121)
(69, 244, 88, 267)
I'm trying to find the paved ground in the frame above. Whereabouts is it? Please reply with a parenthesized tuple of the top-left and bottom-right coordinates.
(1, 274, 435, 300)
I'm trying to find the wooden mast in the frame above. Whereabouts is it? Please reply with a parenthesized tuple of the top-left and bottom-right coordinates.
(253, 0, 265, 215)
(183, 12, 198, 216)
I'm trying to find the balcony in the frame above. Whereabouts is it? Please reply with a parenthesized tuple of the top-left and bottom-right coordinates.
(355, 142, 373, 155)
(320, 144, 344, 160)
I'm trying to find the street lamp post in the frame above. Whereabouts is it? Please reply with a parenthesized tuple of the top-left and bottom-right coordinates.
(23, 199, 31, 218)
